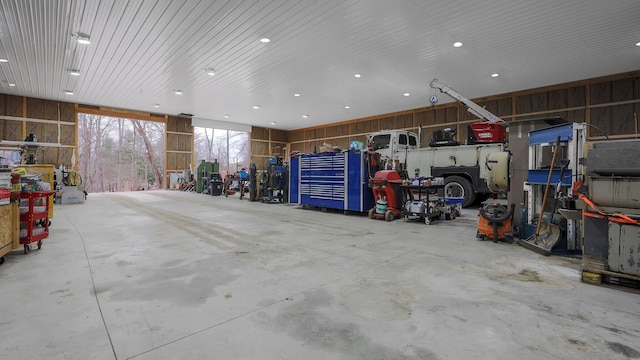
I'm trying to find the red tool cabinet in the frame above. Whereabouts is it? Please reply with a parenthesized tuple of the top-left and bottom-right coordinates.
(19, 191, 55, 254)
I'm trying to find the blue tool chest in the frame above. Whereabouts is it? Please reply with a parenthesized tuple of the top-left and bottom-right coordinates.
(289, 151, 374, 212)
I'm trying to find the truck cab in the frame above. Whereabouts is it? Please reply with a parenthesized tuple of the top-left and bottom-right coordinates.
(368, 130, 419, 168)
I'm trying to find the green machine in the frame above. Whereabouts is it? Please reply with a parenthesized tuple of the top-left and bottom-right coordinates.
(196, 159, 220, 193)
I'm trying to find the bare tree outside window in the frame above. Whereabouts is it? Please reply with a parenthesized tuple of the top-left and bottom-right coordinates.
(77, 113, 165, 192)
(193, 127, 249, 176)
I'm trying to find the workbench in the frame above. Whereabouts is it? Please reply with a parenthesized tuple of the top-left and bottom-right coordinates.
(0, 201, 20, 264)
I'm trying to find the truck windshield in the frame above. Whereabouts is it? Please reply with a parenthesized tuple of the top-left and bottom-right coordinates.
(371, 134, 390, 150)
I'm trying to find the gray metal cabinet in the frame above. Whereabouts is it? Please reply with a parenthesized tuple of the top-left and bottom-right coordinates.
(608, 223, 640, 277)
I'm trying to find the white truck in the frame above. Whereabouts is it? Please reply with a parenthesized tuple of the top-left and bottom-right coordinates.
(367, 79, 510, 207)
(368, 129, 509, 207)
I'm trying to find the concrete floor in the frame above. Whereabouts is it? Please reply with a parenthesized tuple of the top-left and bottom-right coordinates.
(1, 190, 639, 360)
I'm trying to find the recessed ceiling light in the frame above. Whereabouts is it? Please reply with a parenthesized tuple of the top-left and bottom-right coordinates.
(302, 114, 309, 118)
(294, 93, 300, 97)
(403, 93, 410, 97)
(270, 121, 277, 125)
(354, 74, 361, 78)
(0, 58, 8, 63)
(77, 35, 91, 45)
(260, 38, 271, 43)
(8, 83, 16, 87)
(253, 105, 260, 109)
(453, 41, 463, 47)
(153, 104, 160, 108)
(206, 68, 215, 76)
(69, 70, 80, 76)
(344, 105, 351, 109)
(491, 73, 499, 78)
(63, 90, 74, 95)
(174, 90, 183, 95)
(224, 114, 230, 118)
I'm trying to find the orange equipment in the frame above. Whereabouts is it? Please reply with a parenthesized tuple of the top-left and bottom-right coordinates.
(477, 200, 515, 243)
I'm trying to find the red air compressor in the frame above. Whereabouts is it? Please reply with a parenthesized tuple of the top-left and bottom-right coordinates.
(368, 170, 404, 221)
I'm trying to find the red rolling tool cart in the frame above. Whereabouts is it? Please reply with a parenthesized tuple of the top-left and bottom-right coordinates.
(19, 191, 55, 254)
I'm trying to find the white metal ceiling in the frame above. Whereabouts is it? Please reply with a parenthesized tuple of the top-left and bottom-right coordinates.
(0, 0, 639, 130)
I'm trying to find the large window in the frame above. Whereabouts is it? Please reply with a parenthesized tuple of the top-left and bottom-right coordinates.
(194, 127, 249, 176)
(78, 113, 165, 192)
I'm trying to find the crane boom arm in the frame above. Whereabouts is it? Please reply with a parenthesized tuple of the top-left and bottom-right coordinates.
(430, 78, 503, 124)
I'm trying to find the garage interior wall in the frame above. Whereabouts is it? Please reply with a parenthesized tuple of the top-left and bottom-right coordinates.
(166, 116, 194, 182)
(0, 95, 76, 165)
(283, 69, 640, 211)
(286, 70, 640, 154)
(0, 98, 194, 188)
(250, 127, 288, 170)
(2, 70, 638, 184)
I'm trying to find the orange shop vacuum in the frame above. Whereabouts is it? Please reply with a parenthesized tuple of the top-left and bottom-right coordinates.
(477, 200, 515, 243)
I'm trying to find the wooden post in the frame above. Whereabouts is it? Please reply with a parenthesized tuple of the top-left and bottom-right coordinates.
(11, 201, 20, 249)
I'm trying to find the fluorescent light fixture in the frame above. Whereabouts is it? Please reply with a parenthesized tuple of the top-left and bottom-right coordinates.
(174, 90, 183, 95)
(491, 73, 499, 78)
(344, 105, 350, 109)
(294, 93, 300, 97)
(0, 58, 8, 63)
(636, 41, 640, 47)
(224, 114, 230, 118)
(403, 93, 410, 97)
(270, 121, 276, 125)
(206, 68, 215, 75)
(302, 114, 309, 118)
(8, 83, 16, 87)
(260, 38, 271, 43)
(453, 41, 463, 47)
(153, 104, 160, 108)
(69, 70, 80, 76)
(252, 105, 260, 109)
(63, 90, 74, 95)
(77, 35, 91, 45)
(354, 74, 361, 78)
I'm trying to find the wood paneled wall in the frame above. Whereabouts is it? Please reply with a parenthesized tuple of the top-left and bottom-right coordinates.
(166, 116, 194, 184)
(287, 70, 640, 151)
(250, 126, 287, 169)
(3, 70, 638, 181)
(0, 95, 76, 166)
(0, 96, 193, 189)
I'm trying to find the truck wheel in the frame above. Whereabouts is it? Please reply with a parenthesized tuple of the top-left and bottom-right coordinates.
(444, 176, 476, 207)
